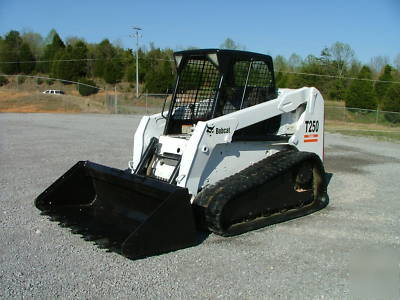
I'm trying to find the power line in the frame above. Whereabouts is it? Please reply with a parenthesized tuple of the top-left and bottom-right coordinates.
(3, 74, 103, 90)
(1, 57, 400, 84)
(0, 58, 119, 64)
(0, 57, 173, 64)
(276, 70, 400, 84)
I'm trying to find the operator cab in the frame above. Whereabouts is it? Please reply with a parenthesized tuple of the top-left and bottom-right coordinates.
(164, 49, 279, 137)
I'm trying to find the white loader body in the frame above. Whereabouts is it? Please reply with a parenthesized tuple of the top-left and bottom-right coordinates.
(131, 87, 324, 200)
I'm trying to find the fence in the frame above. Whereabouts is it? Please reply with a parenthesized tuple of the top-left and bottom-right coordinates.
(109, 94, 400, 130)
(1, 74, 399, 132)
(325, 106, 400, 128)
(0, 74, 172, 114)
(105, 92, 170, 115)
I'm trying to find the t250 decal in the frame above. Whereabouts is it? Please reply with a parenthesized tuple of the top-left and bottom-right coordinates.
(305, 120, 319, 133)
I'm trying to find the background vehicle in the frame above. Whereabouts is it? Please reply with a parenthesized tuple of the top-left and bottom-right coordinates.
(35, 49, 328, 259)
(42, 89, 65, 95)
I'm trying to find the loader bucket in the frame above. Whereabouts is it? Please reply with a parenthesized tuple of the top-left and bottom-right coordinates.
(35, 161, 197, 259)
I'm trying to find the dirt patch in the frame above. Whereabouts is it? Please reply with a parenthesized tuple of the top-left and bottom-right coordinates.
(0, 90, 109, 113)
(0, 90, 32, 102)
(0, 105, 80, 113)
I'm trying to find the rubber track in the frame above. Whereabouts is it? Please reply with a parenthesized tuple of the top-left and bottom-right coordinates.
(193, 150, 328, 236)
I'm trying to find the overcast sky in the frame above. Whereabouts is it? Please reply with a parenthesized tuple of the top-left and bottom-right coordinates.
(1, 0, 399, 63)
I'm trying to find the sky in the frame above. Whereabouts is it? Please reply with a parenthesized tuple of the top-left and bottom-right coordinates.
(0, 0, 399, 63)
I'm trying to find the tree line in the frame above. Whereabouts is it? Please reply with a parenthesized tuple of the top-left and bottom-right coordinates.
(274, 42, 400, 113)
(0, 30, 399, 113)
(0, 29, 175, 95)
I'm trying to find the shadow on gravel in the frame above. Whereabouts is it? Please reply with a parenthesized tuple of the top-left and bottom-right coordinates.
(324, 144, 400, 174)
(41, 211, 211, 260)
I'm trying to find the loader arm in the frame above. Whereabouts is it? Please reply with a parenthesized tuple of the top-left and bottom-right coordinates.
(131, 113, 166, 170)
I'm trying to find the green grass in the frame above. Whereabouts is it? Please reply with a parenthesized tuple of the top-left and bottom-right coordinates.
(325, 120, 400, 142)
(325, 100, 345, 107)
(327, 129, 400, 142)
(325, 106, 400, 128)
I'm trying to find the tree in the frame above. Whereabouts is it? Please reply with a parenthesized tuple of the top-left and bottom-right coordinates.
(0, 30, 23, 74)
(274, 55, 287, 72)
(220, 38, 245, 50)
(136, 46, 174, 89)
(52, 49, 73, 81)
(137, 48, 147, 82)
(274, 55, 289, 87)
(78, 78, 98, 96)
(125, 64, 136, 83)
(21, 30, 44, 58)
(369, 56, 390, 75)
(327, 78, 347, 100)
(40, 32, 65, 73)
(348, 59, 362, 77)
(93, 40, 125, 84)
(381, 84, 400, 123)
(318, 47, 345, 100)
(345, 66, 376, 109)
(316, 42, 355, 100)
(50, 41, 90, 82)
(394, 53, 400, 72)
(375, 65, 393, 107)
(65, 36, 86, 46)
(275, 53, 304, 90)
(0, 31, 36, 75)
(103, 60, 124, 84)
(140, 47, 163, 78)
(327, 42, 355, 76)
(92, 39, 117, 80)
(144, 59, 174, 93)
(382, 84, 400, 111)
(44, 29, 58, 45)
(19, 42, 36, 74)
(287, 53, 302, 71)
(289, 55, 329, 93)
(69, 40, 88, 79)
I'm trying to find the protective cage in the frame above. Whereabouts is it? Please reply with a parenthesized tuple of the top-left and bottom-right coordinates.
(165, 49, 277, 134)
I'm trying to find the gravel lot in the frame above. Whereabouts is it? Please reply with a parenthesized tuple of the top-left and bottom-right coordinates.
(1, 113, 399, 299)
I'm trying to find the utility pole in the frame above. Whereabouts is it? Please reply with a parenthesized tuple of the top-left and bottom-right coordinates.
(131, 26, 142, 98)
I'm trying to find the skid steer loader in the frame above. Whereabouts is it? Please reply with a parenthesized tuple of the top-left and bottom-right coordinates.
(35, 49, 328, 259)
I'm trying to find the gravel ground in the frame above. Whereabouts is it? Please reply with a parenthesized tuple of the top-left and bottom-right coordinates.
(1, 113, 399, 299)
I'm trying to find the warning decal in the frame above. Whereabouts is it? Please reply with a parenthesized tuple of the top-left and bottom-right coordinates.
(304, 134, 319, 143)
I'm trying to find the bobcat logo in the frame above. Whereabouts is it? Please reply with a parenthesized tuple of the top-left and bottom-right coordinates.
(206, 124, 215, 133)
(216, 127, 230, 134)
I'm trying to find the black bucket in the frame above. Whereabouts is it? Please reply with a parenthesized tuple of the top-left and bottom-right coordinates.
(35, 161, 197, 259)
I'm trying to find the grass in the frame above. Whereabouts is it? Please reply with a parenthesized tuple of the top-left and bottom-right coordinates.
(1, 81, 400, 142)
(325, 105, 400, 129)
(325, 120, 400, 142)
(325, 100, 345, 107)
